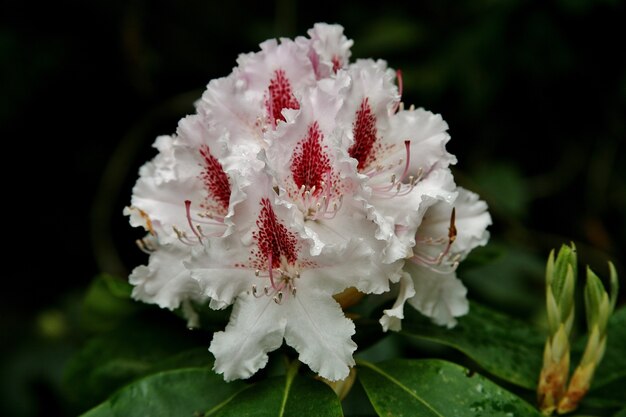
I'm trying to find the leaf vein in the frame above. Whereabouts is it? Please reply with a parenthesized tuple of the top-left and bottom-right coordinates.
(358, 360, 445, 417)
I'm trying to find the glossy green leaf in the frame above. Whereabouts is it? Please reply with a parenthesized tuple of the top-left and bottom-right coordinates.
(358, 359, 542, 417)
(64, 311, 205, 409)
(80, 402, 114, 417)
(207, 363, 343, 417)
(107, 368, 245, 417)
(150, 347, 213, 372)
(80, 364, 342, 417)
(400, 302, 544, 389)
(400, 303, 626, 394)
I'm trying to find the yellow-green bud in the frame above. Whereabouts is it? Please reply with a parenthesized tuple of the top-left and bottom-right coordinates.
(556, 262, 619, 415)
(545, 244, 577, 335)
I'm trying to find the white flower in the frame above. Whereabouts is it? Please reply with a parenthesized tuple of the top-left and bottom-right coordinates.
(381, 188, 492, 330)
(186, 173, 377, 381)
(336, 59, 457, 263)
(124, 22, 492, 382)
(124, 113, 252, 310)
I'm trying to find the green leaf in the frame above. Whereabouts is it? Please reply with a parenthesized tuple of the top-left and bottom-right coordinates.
(207, 362, 343, 417)
(107, 368, 245, 417)
(358, 359, 542, 417)
(64, 311, 205, 409)
(80, 402, 114, 417)
(151, 347, 213, 372)
(400, 302, 544, 389)
(81, 274, 141, 333)
(80, 364, 342, 417)
(399, 303, 625, 394)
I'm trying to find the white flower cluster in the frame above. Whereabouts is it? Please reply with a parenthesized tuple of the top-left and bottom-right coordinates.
(125, 23, 491, 382)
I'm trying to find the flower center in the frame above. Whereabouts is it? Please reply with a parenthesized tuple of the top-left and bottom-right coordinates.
(289, 122, 344, 220)
(266, 69, 300, 127)
(251, 198, 302, 303)
(254, 198, 299, 267)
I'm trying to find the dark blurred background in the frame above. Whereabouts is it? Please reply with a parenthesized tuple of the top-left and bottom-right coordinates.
(1, 0, 625, 416)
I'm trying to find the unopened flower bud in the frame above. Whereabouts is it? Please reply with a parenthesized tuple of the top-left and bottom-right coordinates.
(557, 263, 618, 414)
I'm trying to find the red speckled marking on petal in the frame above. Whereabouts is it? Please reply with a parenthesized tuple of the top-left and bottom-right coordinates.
(331, 55, 342, 73)
(252, 198, 299, 268)
(266, 69, 300, 124)
(199, 145, 231, 214)
(290, 122, 331, 194)
(348, 97, 379, 171)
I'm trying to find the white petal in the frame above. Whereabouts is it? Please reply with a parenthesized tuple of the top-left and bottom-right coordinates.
(130, 174, 209, 241)
(144, 135, 178, 185)
(237, 38, 315, 93)
(449, 187, 492, 254)
(127, 116, 244, 242)
(385, 108, 457, 175)
(123, 206, 156, 234)
(304, 238, 389, 295)
(307, 23, 353, 77)
(186, 235, 255, 306)
(405, 263, 469, 328)
(380, 272, 416, 332)
(299, 205, 372, 255)
(200, 38, 316, 140)
(210, 294, 286, 381)
(340, 59, 398, 132)
(418, 187, 491, 260)
(265, 75, 348, 184)
(283, 289, 356, 381)
(188, 174, 306, 306)
(197, 73, 264, 147)
(365, 168, 457, 264)
(129, 242, 204, 310)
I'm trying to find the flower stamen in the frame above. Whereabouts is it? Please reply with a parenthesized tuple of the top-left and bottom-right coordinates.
(135, 237, 157, 254)
(185, 200, 205, 243)
(369, 140, 424, 198)
(410, 208, 459, 273)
